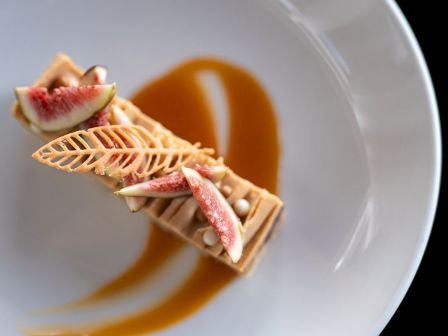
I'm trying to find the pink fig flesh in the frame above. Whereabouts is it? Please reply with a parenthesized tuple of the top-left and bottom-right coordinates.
(78, 108, 110, 129)
(78, 66, 110, 130)
(117, 171, 191, 198)
(116, 165, 228, 198)
(15, 84, 116, 132)
(182, 167, 243, 263)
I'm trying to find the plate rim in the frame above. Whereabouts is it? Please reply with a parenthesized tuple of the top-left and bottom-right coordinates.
(0, 1, 442, 334)
(373, 1, 442, 334)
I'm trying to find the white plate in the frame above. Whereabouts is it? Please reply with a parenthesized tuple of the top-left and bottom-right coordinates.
(0, 0, 440, 335)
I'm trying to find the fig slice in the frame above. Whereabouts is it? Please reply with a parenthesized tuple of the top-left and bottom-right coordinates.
(122, 173, 147, 212)
(78, 108, 110, 129)
(181, 167, 243, 263)
(193, 164, 228, 182)
(15, 84, 116, 132)
(116, 165, 228, 198)
(116, 171, 192, 198)
(78, 66, 110, 130)
(79, 66, 108, 86)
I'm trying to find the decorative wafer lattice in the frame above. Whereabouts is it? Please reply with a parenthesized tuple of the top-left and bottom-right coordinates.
(32, 125, 214, 178)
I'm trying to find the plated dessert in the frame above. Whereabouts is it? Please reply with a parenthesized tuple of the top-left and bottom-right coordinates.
(12, 54, 283, 274)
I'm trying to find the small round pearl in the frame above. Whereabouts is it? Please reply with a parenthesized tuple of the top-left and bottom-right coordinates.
(233, 198, 250, 217)
(220, 185, 232, 197)
(203, 228, 219, 246)
(195, 209, 207, 222)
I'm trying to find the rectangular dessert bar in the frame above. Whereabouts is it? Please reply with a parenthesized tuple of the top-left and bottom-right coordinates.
(12, 54, 283, 273)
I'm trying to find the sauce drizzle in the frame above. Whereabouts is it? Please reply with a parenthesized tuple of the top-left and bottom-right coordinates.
(68, 226, 184, 309)
(27, 57, 280, 335)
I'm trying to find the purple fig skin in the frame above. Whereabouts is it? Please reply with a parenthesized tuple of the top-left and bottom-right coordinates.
(79, 66, 108, 86)
(116, 165, 228, 198)
(181, 167, 243, 263)
(116, 171, 191, 198)
(49, 74, 79, 91)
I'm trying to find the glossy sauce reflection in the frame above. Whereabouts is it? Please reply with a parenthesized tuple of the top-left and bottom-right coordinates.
(28, 58, 280, 335)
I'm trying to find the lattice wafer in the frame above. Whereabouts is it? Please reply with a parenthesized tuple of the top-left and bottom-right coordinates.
(32, 125, 213, 178)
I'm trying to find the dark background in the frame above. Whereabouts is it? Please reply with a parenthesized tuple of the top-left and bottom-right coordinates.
(381, 1, 444, 335)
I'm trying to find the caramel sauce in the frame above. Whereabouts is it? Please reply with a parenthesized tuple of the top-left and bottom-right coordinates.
(86, 258, 235, 336)
(67, 226, 184, 309)
(133, 58, 280, 193)
(28, 58, 280, 335)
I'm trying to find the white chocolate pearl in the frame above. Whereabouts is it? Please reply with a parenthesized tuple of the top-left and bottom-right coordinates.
(203, 228, 219, 246)
(195, 209, 207, 222)
(220, 185, 232, 197)
(233, 198, 250, 217)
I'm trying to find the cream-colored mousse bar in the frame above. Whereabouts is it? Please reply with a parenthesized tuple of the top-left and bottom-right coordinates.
(11, 54, 283, 273)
